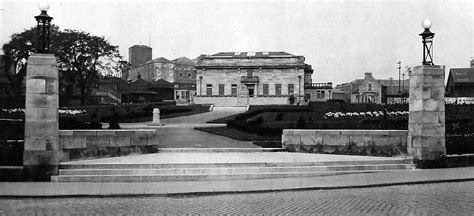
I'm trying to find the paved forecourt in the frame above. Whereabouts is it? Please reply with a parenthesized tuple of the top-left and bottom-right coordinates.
(59, 151, 408, 165)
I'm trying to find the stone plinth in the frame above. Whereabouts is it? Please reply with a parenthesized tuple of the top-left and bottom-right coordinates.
(148, 108, 164, 126)
(23, 54, 61, 181)
(153, 108, 160, 124)
(408, 65, 446, 163)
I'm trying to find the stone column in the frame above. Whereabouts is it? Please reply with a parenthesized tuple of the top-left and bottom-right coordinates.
(408, 65, 446, 166)
(23, 54, 61, 181)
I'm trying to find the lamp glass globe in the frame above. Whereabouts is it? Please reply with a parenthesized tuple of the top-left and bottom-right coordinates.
(38, 1, 50, 12)
(422, 19, 432, 29)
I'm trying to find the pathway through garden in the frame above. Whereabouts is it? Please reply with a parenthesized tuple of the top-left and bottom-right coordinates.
(119, 107, 260, 148)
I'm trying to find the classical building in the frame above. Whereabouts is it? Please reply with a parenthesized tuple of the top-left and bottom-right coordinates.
(194, 51, 312, 106)
(334, 72, 409, 104)
(446, 59, 474, 97)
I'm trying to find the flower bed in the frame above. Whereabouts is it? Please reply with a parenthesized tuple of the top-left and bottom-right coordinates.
(323, 110, 409, 120)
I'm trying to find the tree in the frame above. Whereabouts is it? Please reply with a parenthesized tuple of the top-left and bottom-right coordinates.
(2, 25, 123, 105)
(1, 26, 60, 99)
(288, 95, 296, 105)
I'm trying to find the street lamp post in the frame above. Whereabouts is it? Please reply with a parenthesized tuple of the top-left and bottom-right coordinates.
(419, 19, 435, 65)
(34, 2, 53, 53)
(298, 75, 302, 104)
(397, 61, 401, 95)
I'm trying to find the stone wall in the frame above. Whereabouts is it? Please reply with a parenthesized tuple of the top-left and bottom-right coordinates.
(58, 129, 159, 161)
(282, 129, 408, 157)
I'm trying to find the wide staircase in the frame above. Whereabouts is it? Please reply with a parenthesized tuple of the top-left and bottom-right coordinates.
(51, 150, 414, 182)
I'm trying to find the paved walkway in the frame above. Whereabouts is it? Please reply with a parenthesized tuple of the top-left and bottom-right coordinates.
(119, 106, 258, 148)
(1, 167, 474, 196)
(3, 181, 473, 214)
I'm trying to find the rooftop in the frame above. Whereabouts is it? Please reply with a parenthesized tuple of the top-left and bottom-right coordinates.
(448, 68, 474, 83)
(209, 51, 295, 58)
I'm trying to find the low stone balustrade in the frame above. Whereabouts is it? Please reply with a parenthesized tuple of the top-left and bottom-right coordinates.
(282, 129, 408, 157)
(58, 129, 159, 161)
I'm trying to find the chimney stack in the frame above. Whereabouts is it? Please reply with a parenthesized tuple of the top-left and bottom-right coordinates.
(364, 72, 373, 79)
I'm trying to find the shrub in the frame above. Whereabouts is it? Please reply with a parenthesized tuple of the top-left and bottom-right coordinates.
(296, 117, 306, 129)
(288, 95, 296, 105)
(275, 112, 285, 121)
(255, 116, 264, 125)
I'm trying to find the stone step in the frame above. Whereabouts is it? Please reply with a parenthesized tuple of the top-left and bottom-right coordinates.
(59, 159, 413, 170)
(51, 170, 392, 182)
(156, 148, 285, 153)
(58, 164, 413, 176)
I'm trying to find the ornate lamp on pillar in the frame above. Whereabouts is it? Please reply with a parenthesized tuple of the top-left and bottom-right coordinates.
(24, 2, 61, 181)
(408, 19, 446, 168)
(419, 19, 435, 65)
(34, 2, 53, 53)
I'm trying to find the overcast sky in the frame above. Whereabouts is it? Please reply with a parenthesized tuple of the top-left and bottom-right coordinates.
(1, 0, 473, 84)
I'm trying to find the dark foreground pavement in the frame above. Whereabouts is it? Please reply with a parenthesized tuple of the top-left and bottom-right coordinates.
(1, 181, 473, 215)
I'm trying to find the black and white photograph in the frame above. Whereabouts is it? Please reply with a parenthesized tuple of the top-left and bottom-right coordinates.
(0, 0, 473, 214)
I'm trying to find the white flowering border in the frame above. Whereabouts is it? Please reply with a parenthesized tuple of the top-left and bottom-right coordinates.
(324, 111, 408, 119)
(1, 108, 86, 116)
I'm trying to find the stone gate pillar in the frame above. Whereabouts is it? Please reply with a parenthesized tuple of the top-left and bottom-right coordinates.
(408, 65, 446, 166)
(23, 54, 61, 181)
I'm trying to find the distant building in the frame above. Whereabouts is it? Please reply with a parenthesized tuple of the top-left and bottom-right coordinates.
(194, 51, 312, 106)
(334, 72, 409, 104)
(127, 56, 196, 104)
(124, 44, 196, 104)
(446, 59, 474, 97)
(129, 45, 152, 68)
(304, 82, 333, 102)
(92, 76, 174, 104)
(378, 78, 409, 104)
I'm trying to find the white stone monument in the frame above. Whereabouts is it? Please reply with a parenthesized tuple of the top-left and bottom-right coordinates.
(148, 108, 164, 126)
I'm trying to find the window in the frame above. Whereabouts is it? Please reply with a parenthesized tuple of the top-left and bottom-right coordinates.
(218, 84, 225, 96)
(248, 87, 255, 97)
(206, 84, 212, 96)
(275, 84, 281, 95)
(316, 90, 325, 99)
(368, 84, 373, 91)
(231, 84, 237, 96)
(263, 84, 269, 95)
(288, 84, 294, 95)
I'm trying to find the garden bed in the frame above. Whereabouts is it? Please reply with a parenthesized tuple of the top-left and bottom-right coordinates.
(202, 103, 474, 155)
